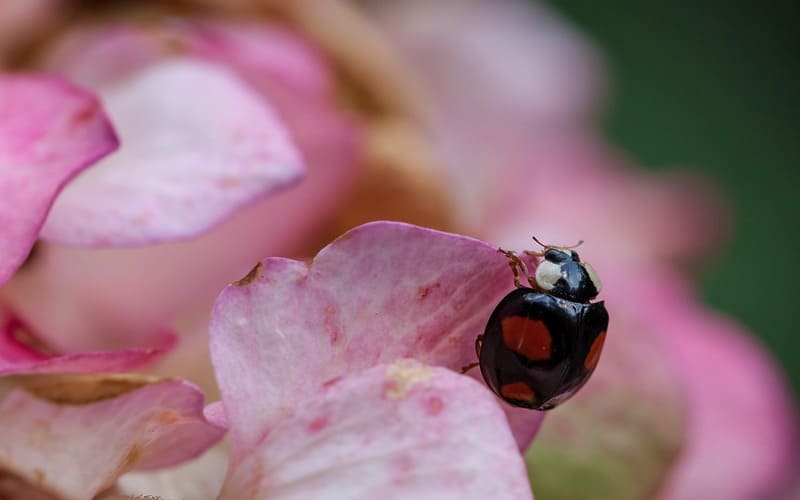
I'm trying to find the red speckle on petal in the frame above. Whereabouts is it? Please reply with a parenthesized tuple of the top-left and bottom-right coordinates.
(417, 282, 441, 299)
(308, 415, 329, 434)
(392, 454, 415, 486)
(426, 396, 444, 416)
(68, 99, 100, 126)
(323, 306, 341, 344)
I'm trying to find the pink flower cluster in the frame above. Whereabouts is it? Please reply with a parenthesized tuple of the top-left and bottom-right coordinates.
(0, 1, 796, 499)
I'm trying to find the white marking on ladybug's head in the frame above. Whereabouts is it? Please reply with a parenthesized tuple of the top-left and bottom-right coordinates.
(583, 262, 602, 293)
(535, 260, 562, 291)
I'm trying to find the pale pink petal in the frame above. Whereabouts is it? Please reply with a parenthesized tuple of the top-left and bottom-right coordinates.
(210, 222, 544, 451)
(0, 379, 226, 499)
(0, 311, 174, 375)
(0, 74, 118, 284)
(40, 58, 304, 246)
(4, 130, 357, 353)
(221, 360, 533, 500)
(40, 22, 331, 97)
(368, 0, 604, 127)
(481, 134, 725, 266)
(175, 20, 333, 100)
(118, 444, 229, 500)
(5, 21, 359, 355)
(639, 273, 799, 500)
(203, 401, 228, 428)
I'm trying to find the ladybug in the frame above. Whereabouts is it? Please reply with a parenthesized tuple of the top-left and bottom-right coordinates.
(471, 238, 608, 410)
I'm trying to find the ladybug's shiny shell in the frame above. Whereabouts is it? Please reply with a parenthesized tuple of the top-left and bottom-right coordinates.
(478, 287, 608, 410)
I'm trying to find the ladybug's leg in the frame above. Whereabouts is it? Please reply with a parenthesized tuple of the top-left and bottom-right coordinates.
(459, 335, 483, 373)
(521, 250, 543, 288)
(460, 362, 479, 373)
(498, 248, 531, 288)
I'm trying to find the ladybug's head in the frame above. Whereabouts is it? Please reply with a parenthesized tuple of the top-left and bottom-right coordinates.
(533, 247, 602, 303)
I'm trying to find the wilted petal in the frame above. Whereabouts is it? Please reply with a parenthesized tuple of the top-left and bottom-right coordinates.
(0, 312, 174, 375)
(210, 221, 543, 450)
(0, 75, 118, 284)
(221, 360, 532, 500)
(0, 378, 225, 499)
(41, 59, 304, 246)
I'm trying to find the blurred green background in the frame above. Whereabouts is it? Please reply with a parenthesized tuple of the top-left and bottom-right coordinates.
(546, 1, 800, 395)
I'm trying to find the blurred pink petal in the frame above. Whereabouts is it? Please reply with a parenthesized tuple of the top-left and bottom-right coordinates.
(41, 59, 304, 246)
(220, 360, 533, 500)
(640, 273, 799, 500)
(369, 0, 724, 265)
(4, 21, 360, 356)
(210, 221, 544, 451)
(5, 121, 357, 352)
(368, 0, 604, 127)
(481, 134, 725, 266)
(0, 312, 174, 375)
(0, 379, 226, 499)
(0, 74, 118, 284)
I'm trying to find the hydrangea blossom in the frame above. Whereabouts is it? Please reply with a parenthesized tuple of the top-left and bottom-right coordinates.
(0, 0, 796, 498)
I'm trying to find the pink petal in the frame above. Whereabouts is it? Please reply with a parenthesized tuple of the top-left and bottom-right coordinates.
(118, 444, 229, 500)
(40, 58, 304, 246)
(0, 311, 175, 375)
(640, 273, 799, 500)
(0, 379, 226, 499)
(368, 0, 723, 265)
(367, 0, 604, 127)
(210, 222, 544, 451)
(0, 74, 118, 284)
(220, 360, 533, 500)
(5, 21, 359, 368)
(481, 134, 725, 266)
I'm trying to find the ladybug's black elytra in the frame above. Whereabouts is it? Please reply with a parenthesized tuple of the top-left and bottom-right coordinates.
(472, 238, 609, 410)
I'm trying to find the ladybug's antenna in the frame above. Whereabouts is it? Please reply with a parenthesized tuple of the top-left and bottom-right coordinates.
(531, 236, 584, 250)
(564, 239, 584, 249)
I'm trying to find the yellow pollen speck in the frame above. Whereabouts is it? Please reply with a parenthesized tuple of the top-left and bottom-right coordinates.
(385, 360, 435, 399)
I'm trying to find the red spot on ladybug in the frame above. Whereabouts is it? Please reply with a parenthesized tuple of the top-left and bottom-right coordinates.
(584, 331, 606, 371)
(500, 382, 536, 402)
(501, 315, 552, 361)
